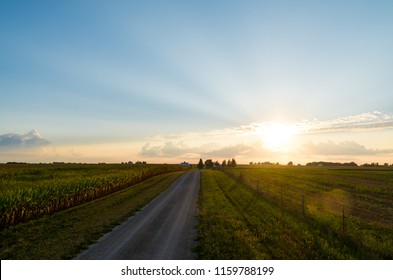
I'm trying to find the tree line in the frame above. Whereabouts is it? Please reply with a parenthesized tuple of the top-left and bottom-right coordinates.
(197, 158, 237, 169)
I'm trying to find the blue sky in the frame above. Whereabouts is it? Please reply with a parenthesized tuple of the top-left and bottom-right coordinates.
(1, 0, 393, 163)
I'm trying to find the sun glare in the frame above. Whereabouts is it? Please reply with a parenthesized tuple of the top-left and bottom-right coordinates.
(258, 122, 299, 152)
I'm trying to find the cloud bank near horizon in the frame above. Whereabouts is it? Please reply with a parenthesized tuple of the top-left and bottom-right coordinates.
(302, 140, 393, 156)
(139, 141, 269, 159)
(0, 130, 51, 148)
(138, 111, 393, 161)
(1, 111, 392, 163)
(139, 139, 393, 160)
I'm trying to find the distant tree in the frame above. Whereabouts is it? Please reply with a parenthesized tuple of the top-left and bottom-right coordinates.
(205, 159, 214, 169)
(222, 160, 227, 167)
(227, 159, 232, 167)
(249, 162, 254, 165)
(197, 158, 205, 169)
(214, 160, 221, 167)
(230, 158, 237, 168)
(287, 161, 293, 166)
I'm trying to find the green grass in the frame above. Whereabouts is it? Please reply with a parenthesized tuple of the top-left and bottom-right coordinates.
(0, 171, 185, 259)
(226, 165, 393, 224)
(224, 165, 393, 257)
(196, 169, 393, 259)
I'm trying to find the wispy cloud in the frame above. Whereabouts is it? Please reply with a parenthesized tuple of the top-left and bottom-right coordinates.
(137, 110, 393, 161)
(303, 140, 393, 156)
(145, 111, 393, 145)
(0, 130, 51, 148)
(146, 123, 259, 143)
(302, 111, 393, 134)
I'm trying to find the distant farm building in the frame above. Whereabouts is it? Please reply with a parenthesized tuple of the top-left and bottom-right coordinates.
(180, 161, 191, 166)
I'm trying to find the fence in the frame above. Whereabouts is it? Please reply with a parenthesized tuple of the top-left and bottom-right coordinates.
(222, 168, 393, 238)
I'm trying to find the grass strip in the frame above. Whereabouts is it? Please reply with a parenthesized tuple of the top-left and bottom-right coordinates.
(0, 171, 185, 259)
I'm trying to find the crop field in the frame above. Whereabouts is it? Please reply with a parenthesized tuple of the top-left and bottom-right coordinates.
(0, 163, 190, 229)
(0, 171, 186, 259)
(197, 167, 393, 259)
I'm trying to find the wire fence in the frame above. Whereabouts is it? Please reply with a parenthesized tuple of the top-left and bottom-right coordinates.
(222, 168, 393, 237)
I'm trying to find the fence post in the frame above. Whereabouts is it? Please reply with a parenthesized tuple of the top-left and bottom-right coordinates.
(280, 187, 283, 214)
(280, 188, 283, 206)
(342, 206, 346, 236)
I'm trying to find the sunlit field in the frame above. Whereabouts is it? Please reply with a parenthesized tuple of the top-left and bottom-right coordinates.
(0, 163, 190, 229)
(0, 170, 186, 259)
(197, 166, 393, 259)
(1, 163, 392, 259)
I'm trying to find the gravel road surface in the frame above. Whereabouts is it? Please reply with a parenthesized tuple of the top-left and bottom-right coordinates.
(74, 170, 200, 260)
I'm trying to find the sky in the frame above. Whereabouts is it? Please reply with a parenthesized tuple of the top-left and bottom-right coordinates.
(1, 0, 393, 164)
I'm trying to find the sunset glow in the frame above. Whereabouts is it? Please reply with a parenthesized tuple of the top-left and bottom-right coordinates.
(1, 1, 393, 164)
(258, 123, 299, 152)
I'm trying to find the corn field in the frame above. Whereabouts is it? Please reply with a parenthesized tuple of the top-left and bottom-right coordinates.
(0, 164, 190, 229)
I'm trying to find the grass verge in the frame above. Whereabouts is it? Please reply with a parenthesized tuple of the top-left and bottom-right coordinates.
(0, 171, 185, 259)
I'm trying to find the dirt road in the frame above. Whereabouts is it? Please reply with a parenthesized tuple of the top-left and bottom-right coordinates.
(74, 170, 200, 260)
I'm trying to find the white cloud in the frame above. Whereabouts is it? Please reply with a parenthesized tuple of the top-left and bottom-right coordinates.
(0, 130, 51, 147)
(0, 130, 55, 162)
(137, 110, 393, 162)
(139, 143, 162, 157)
(202, 141, 273, 158)
(203, 143, 252, 158)
(139, 142, 193, 158)
(138, 140, 274, 161)
(303, 140, 393, 156)
(144, 111, 393, 148)
(303, 111, 393, 134)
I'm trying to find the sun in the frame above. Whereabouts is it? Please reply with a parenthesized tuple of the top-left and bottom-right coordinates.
(258, 122, 299, 152)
